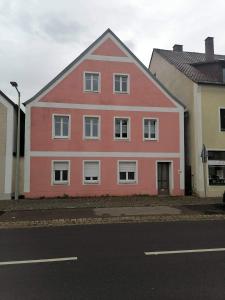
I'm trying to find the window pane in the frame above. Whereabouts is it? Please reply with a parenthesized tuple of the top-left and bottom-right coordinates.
(93, 75, 99, 91)
(150, 120, 156, 138)
(92, 176, 98, 181)
(121, 76, 127, 92)
(122, 120, 128, 138)
(144, 120, 149, 138)
(128, 172, 135, 180)
(120, 172, 126, 180)
(55, 121, 61, 136)
(92, 122, 98, 137)
(220, 109, 225, 131)
(85, 118, 91, 136)
(55, 170, 61, 181)
(115, 76, 120, 91)
(62, 170, 68, 181)
(85, 74, 91, 90)
(62, 117, 69, 136)
(115, 119, 120, 137)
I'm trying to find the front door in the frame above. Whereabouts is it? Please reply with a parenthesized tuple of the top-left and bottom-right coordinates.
(157, 162, 170, 195)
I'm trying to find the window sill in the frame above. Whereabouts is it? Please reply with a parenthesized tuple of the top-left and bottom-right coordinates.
(114, 138, 130, 141)
(118, 181, 137, 184)
(83, 137, 100, 140)
(114, 91, 129, 94)
(83, 181, 100, 185)
(143, 138, 158, 141)
(53, 182, 69, 185)
(53, 136, 70, 139)
(84, 90, 100, 93)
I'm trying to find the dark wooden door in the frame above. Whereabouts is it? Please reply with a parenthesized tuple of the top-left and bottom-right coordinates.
(158, 162, 170, 195)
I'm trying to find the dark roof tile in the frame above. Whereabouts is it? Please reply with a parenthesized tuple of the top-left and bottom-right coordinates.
(153, 49, 225, 84)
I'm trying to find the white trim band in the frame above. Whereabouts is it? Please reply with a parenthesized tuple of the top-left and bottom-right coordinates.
(33, 102, 180, 113)
(30, 151, 180, 158)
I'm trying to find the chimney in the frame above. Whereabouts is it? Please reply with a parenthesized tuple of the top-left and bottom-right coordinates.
(205, 37, 214, 61)
(173, 44, 183, 52)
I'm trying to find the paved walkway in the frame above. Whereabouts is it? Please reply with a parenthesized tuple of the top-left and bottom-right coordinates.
(0, 196, 224, 228)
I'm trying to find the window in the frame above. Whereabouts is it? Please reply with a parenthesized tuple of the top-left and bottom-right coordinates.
(143, 118, 158, 140)
(114, 118, 130, 139)
(52, 161, 69, 185)
(114, 74, 129, 93)
(84, 72, 100, 92)
(209, 165, 225, 185)
(53, 115, 70, 138)
(84, 116, 100, 139)
(220, 108, 225, 131)
(83, 161, 100, 184)
(118, 161, 137, 183)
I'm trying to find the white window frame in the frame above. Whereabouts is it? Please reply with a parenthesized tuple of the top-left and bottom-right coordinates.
(83, 115, 101, 140)
(117, 160, 138, 184)
(113, 73, 130, 94)
(83, 71, 101, 93)
(83, 160, 101, 184)
(218, 107, 225, 132)
(143, 118, 159, 141)
(51, 160, 70, 185)
(52, 114, 71, 139)
(114, 117, 131, 140)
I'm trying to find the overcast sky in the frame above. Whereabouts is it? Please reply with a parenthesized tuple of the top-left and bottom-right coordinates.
(1, 0, 225, 104)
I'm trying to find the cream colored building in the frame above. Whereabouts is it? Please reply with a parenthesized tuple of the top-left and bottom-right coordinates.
(150, 37, 225, 197)
(0, 91, 24, 200)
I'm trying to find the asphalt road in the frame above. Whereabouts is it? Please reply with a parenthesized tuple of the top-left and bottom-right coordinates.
(0, 221, 224, 300)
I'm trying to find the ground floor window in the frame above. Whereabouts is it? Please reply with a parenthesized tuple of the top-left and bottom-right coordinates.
(52, 161, 69, 184)
(118, 161, 137, 183)
(83, 161, 100, 184)
(208, 165, 225, 185)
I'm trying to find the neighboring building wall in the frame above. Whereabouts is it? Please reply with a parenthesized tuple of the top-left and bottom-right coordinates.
(201, 85, 225, 196)
(150, 52, 202, 195)
(0, 103, 7, 198)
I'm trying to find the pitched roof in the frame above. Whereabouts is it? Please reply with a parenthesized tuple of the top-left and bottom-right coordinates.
(152, 49, 225, 84)
(24, 28, 185, 108)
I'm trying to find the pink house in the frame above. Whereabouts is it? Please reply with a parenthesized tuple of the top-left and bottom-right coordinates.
(24, 29, 185, 198)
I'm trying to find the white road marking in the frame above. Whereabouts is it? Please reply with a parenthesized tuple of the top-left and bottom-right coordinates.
(0, 256, 78, 266)
(144, 248, 225, 256)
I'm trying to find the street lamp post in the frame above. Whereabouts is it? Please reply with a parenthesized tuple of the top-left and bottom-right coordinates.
(10, 81, 21, 200)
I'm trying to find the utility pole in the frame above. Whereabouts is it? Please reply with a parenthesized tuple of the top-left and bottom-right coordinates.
(10, 81, 21, 200)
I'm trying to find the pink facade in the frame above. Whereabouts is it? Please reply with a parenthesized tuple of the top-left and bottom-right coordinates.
(24, 29, 184, 198)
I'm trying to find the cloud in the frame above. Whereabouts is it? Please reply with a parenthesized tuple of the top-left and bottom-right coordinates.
(1, 0, 225, 102)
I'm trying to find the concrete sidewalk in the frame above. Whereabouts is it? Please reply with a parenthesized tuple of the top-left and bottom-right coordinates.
(0, 196, 224, 228)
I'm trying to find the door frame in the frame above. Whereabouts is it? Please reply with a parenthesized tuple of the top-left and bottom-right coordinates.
(156, 160, 174, 195)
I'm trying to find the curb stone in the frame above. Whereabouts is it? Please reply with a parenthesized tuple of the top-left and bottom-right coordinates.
(0, 214, 225, 229)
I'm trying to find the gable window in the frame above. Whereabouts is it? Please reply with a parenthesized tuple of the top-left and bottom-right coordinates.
(143, 118, 158, 140)
(84, 116, 100, 139)
(114, 117, 130, 139)
(118, 161, 137, 183)
(84, 72, 100, 92)
(53, 115, 70, 138)
(220, 108, 225, 131)
(52, 161, 69, 185)
(114, 74, 129, 93)
(83, 161, 100, 184)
